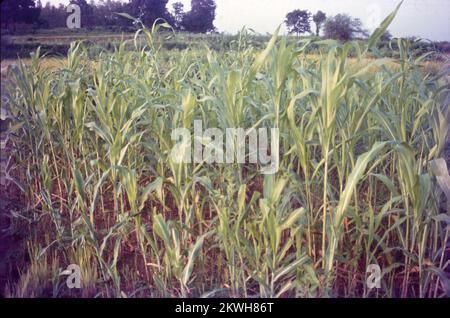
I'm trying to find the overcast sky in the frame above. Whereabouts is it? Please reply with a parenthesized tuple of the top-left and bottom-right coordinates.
(46, 0, 450, 41)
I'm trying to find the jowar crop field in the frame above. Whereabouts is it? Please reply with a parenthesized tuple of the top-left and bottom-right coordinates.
(0, 9, 449, 298)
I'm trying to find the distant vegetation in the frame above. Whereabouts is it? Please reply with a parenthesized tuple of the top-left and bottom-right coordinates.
(1, 0, 216, 33)
(1, 0, 449, 61)
(2, 30, 449, 61)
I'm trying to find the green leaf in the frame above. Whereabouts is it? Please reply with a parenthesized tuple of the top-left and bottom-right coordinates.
(431, 158, 450, 202)
(74, 169, 85, 202)
(139, 177, 163, 210)
(367, 1, 403, 51)
(153, 214, 171, 245)
(432, 214, 450, 225)
(273, 255, 308, 283)
(182, 231, 213, 287)
(247, 25, 280, 83)
(237, 184, 246, 214)
(335, 142, 388, 227)
(281, 208, 305, 231)
(115, 12, 137, 21)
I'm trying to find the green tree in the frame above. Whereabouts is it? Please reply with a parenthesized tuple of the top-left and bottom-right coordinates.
(172, 2, 185, 30)
(129, 0, 171, 27)
(182, 0, 216, 33)
(312, 10, 326, 36)
(285, 9, 311, 36)
(324, 14, 367, 42)
(1, 0, 41, 31)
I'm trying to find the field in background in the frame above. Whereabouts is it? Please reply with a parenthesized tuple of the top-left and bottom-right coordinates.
(1, 31, 269, 59)
(2, 28, 450, 61)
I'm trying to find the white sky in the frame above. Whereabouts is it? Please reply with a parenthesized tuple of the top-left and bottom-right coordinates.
(45, 0, 450, 40)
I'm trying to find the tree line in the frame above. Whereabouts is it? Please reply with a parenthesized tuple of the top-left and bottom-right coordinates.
(285, 9, 393, 42)
(1, 0, 392, 42)
(1, 0, 216, 33)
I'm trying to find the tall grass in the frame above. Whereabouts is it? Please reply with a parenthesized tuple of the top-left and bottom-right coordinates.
(2, 7, 449, 297)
